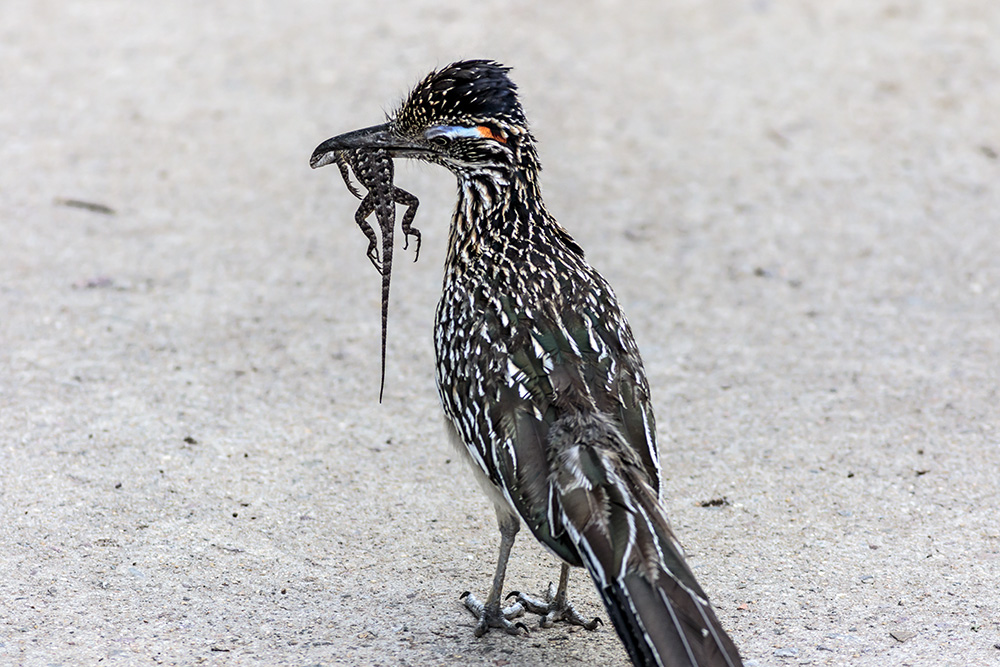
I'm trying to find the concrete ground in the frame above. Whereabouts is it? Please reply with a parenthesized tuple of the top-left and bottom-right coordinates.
(2, 1, 998, 665)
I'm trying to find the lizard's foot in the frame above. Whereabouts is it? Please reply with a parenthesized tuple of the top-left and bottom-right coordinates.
(403, 229, 421, 261)
(365, 246, 384, 274)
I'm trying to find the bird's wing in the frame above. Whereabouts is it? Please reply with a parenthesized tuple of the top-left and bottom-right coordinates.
(480, 279, 743, 666)
(479, 274, 659, 554)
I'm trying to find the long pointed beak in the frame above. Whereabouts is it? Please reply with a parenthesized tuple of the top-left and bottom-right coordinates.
(310, 123, 426, 169)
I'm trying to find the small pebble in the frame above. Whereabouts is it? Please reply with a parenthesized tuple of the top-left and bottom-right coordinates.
(891, 630, 916, 642)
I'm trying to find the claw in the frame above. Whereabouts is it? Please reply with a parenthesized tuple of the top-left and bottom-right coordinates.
(366, 251, 384, 275)
(461, 590, 527, 637)
(511, 583, 602, 631)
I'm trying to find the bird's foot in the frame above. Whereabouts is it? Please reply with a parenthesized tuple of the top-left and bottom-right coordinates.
(460, 591, 528, 637)
(507, 582, 602, 630)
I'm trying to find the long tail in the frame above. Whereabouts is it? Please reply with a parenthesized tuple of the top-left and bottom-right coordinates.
(548, 413, 743, 667)
(375, 195, 393, 404)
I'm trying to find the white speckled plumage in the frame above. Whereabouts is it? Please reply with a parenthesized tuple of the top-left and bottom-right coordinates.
(312, 59, 742, 667)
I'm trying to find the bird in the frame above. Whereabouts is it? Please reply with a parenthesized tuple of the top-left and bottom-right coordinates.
(311, 60, 743, 667)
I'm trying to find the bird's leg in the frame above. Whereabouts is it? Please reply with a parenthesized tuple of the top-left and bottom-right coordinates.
(460, 511, 527, 637)
(509, 563, 602, 630)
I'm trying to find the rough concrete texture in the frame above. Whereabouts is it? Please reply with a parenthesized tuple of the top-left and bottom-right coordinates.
(2, 1, 998, 666)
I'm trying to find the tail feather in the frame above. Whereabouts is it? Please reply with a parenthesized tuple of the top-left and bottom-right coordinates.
(602, 568, 741, 667)
(549, 413, 742, 667)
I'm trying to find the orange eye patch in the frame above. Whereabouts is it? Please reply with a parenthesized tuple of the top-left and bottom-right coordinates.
(476, 126, 507, 143)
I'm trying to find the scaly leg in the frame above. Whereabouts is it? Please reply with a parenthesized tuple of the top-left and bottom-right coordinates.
(460, 510, 527, 637)
(334, 151, 365, 200)
(393, 186, 421, 261)
(353, 195, 382, 273)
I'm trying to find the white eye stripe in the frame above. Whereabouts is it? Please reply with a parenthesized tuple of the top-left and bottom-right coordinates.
(425, 125, 484, 141)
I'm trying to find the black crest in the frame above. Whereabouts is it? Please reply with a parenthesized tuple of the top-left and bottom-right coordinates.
(395, 60, 526, 131)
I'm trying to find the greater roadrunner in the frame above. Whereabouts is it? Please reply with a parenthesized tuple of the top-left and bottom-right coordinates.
(311, 60, 743, 667)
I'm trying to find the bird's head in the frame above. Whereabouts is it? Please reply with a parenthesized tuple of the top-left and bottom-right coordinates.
(311, 60, 533, 177)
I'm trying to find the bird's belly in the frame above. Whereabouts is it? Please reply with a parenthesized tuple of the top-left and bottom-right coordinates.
(441, 418, 518, 521)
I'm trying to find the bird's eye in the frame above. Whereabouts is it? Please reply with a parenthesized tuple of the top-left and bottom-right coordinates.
(425, 125, 482, 147)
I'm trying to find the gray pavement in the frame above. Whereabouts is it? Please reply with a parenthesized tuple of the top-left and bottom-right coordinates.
(2, 1, 999, 665)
